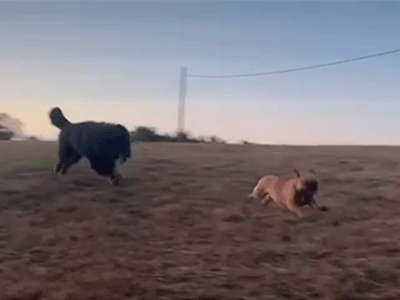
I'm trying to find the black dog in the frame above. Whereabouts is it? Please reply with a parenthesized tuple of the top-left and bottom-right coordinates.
(49, 107, 131, 185)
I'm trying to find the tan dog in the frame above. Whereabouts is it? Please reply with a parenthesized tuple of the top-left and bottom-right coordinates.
(248, 169, 327, 219)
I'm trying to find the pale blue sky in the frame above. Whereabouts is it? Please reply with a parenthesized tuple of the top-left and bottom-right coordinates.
(1, 1, 399, 144)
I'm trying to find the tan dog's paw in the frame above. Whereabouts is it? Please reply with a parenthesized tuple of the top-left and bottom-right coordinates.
(319, 206, 329, 212)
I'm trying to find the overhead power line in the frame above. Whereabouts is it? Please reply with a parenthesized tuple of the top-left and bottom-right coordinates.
(188, 48, 400, 79)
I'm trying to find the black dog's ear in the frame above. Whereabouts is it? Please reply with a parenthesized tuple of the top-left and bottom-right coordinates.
(293, 168, 300, 177)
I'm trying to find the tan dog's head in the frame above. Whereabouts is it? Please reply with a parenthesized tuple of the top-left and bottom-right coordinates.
(293, 169, 320, 208)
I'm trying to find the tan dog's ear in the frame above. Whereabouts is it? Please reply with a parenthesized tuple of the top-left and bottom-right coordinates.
(293, 168, 301, 178)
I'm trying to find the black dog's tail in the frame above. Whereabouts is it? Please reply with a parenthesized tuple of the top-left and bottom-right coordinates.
(49, 107, 71, 129)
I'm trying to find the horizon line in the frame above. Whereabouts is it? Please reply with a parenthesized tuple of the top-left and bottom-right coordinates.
(7, 138, 400, 147)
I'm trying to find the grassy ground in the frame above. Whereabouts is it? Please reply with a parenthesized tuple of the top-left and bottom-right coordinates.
(1, 140, 400, 299)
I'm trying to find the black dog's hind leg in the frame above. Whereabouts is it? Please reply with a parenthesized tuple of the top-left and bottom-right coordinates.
(89, 157, 121, 186)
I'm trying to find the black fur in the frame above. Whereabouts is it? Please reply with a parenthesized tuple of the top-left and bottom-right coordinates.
(50, 107, 131, 181)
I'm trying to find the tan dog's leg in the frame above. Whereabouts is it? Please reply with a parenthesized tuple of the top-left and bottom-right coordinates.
(247, 192, 256, 199)
(261, 194, 273, 206)
(287, 201, 304, 219)
(291, 208, 304, 219)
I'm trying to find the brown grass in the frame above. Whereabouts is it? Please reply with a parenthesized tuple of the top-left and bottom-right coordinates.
(1, 140, 400, 299)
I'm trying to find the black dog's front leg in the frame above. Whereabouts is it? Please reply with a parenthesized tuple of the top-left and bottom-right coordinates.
(55, 140, 82, 175)
(54, 162, 63, 174)
(110, 172, 122, 186)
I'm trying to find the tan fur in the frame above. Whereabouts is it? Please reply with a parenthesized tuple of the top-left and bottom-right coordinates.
(248, 169, 324, 219)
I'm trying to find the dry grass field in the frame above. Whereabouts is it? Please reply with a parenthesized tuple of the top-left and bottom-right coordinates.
(1, 140, 400, 300)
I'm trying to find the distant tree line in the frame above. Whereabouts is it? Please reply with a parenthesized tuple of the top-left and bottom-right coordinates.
(0, 113, 24, 140)
(0, 113, 233, 144)
(0, 125, 14, 140)
(130, 126, 226, 144)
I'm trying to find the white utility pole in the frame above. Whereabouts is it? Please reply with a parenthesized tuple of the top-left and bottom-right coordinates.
(177, 66, 188, 133)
